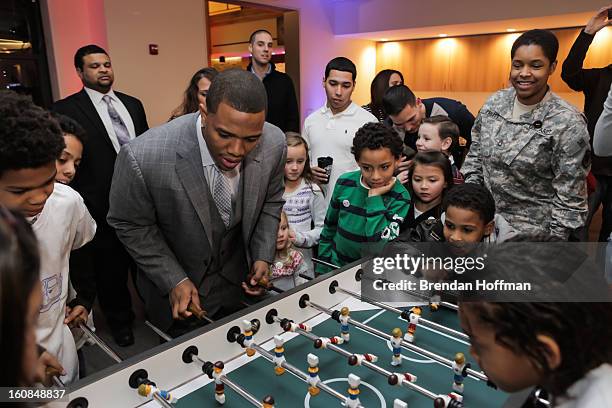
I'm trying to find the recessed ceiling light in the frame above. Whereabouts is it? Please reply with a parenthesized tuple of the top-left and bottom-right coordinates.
(438, 33, 448, 37)
(506, 28, 517, 32)
(380, 38, 388, 41)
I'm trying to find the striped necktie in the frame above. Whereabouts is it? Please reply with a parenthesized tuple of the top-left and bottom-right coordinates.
(102, 95, 131, 146)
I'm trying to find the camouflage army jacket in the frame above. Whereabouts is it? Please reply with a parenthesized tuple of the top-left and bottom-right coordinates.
(462, 88, 590, 239)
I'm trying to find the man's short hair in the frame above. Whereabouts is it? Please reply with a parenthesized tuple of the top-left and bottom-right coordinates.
(324, 57, 357, 82)
(249, 29, 273, 44)
(383, 84, 417, 116)
(50, 112, 87, 145)
(0, 91, 64, 177)
(442, 183, 495, 224)
(511, 29, 559, 64)
(206, 69, 267, 115)
(74, 44, 108, 70)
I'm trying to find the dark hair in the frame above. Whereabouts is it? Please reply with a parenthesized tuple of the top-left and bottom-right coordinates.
(249, 29, 273, 44)
(170, 67, 219, 120)
(442, 183, 495, 223)
(206, 69, 267, 115)
(50, 112, 87, 145)
(370, 69, 404, 114)
(74, 44, 108, 70)
(351, 122, 404, 161)
(422, 115, 459, 148)
(410, 151, 453, 196)
(285, 133, 317, 187)
(460, 236, 612, 400)
(383, 84, 417, 116)
(0, 206, 40, 386)
(0, 91, 65, 177)
(324, 57, 357, 82)
(511, 29, 559, 64)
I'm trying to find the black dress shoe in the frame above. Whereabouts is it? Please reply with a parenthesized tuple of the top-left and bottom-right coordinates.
(112, 328, 134, 347)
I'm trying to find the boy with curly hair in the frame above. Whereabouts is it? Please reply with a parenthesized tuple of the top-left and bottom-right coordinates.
(317, 122, 410, 273)
(0, 91, 96, 383)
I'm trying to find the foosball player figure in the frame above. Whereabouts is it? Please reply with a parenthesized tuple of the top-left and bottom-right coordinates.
(404, 306, 422, 343)
(307, 353, 321, 396)
(393, 399, 408, 408)
(273, 335, 286, 375)
(213, 361, 226, 404)
(137, 384, 177, 404)
(242, 319, 256, 357)
(430, 294, 441, 312)
(452, 352, 470, 396)
(262, 395, 275, 408)
(346, 373, 361, 408)
(339, 306, 351, 343)
(391, 327, 403, 366)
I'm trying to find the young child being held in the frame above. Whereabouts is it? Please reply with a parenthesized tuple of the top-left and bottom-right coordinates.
(0, 92, 96, 383)
(459, 239, 612, 408)
(263, 211, 308, 291)
(283, 133, 326, 277)
(397, 182, 516, 244)
(52, 113, 86, 185)
(402, 151, 453, 230)
(416, 115, 463, 184)
(317, 122, 411, 273)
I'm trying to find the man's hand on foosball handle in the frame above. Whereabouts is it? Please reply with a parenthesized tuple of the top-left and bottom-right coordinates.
(242, 260, 270, 296)
(170, 279, 201, 320)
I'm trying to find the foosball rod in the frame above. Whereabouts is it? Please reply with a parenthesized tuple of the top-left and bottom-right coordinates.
(183, 349, 267, 407)
(270, 313, 446, 403)
(78, 322, 122, 363)
(302, 296, 489, 383)
(251, 342, 352, 406)
(145, 320, 173, 342)
(228, 329, 352, 406)
(328, 281, 469, 341)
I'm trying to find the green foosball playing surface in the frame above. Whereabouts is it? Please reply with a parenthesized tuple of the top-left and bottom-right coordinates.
(177, 306, 507, 407)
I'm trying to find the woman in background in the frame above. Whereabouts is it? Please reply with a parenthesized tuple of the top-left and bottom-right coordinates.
(363, 69, 404, 122)
(169, 67, 219, 120)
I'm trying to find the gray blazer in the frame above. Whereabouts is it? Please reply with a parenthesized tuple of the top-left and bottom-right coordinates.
(107, 113, 286, 321)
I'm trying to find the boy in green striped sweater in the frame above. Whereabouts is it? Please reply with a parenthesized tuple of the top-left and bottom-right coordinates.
(317, 122, 411, 273)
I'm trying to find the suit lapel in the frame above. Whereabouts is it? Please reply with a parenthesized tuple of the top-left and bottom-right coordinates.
(242, 141, 264, 243)
(74, 89, 116, 152)
(175, 122, 215, 247)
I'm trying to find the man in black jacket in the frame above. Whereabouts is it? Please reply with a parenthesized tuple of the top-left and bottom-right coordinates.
(247, 29, 299, 132)
(53, 44, 149, 346)
(561, 6, 612, 242)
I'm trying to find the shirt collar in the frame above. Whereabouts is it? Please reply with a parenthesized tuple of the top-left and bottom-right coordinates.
(320, 101, 357, 117)
(250, 63, 272, 79)
(84, 86, 117, 105)
(196, 115, 216, 167)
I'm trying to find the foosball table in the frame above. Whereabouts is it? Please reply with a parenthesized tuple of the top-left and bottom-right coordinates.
(48, 261, 514, 408)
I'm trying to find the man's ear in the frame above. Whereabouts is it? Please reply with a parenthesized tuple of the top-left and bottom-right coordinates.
(536, 334, 562, 370)
(76, 68, 84, 81)
(484, 220, 495, 236)
(248, 43, 253, 56)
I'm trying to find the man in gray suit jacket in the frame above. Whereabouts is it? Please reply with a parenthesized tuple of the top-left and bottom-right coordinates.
(107, 70, 286, 333)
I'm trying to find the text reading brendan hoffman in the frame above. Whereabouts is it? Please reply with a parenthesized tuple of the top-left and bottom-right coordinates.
(368, 254, 531, 292)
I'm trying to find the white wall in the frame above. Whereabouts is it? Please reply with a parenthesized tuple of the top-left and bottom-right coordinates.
(103, 0, 209, 126)
(43, 0, 109, 100)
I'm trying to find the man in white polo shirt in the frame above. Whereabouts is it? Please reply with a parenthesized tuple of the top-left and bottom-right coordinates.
(302, 57, 377, 203)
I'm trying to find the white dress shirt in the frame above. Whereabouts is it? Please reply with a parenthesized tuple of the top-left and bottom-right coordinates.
(84, 87, 136, 153)
(302, 101, 377, 202)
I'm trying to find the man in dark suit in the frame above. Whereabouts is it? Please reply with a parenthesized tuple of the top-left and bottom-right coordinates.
(53, 44, 148, 346)
(107, 69, 286, 336)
